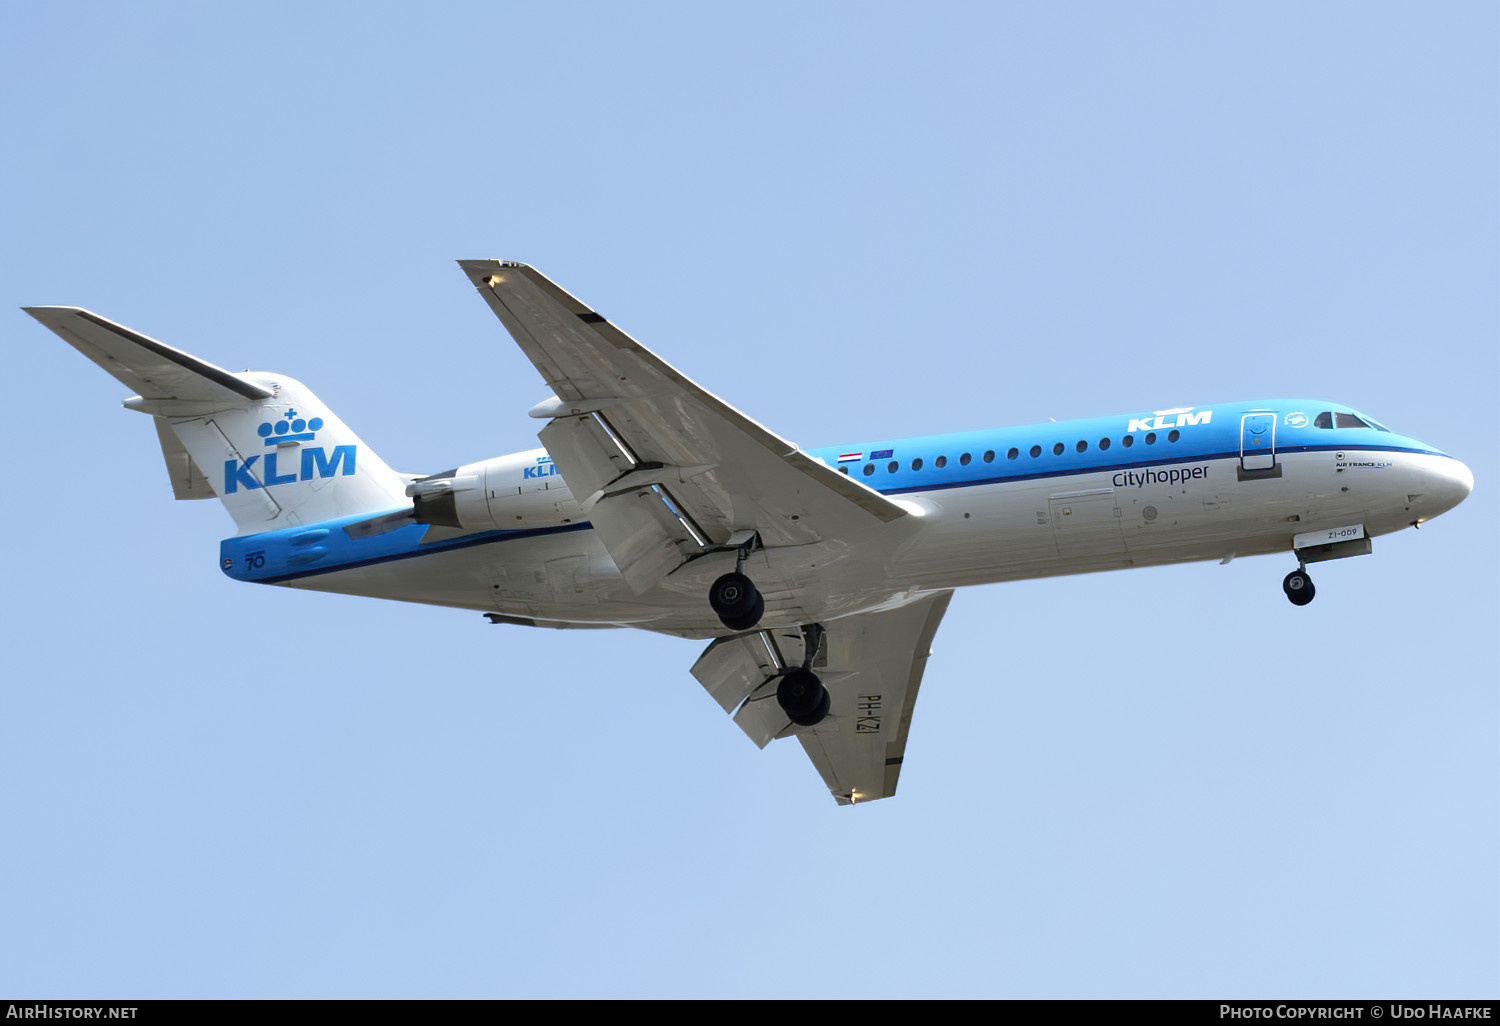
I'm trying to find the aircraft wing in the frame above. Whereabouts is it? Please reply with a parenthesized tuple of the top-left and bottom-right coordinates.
(457, 260, 907, 594)
(691, 591, 953, 804)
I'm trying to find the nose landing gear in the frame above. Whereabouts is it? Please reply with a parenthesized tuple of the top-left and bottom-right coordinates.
(1283, 567, 1316, 606)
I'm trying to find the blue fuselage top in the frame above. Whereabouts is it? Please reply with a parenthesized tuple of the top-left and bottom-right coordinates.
(807, 399, 1447, 496)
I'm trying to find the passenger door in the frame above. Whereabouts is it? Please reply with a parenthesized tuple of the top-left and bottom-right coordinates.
(1240, 412, 1277, 473)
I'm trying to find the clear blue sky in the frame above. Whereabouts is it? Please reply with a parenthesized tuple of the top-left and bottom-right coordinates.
(3, 1, 1495, 999)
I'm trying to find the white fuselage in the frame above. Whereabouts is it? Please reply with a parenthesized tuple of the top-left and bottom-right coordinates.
(266, 444, 1470, 639)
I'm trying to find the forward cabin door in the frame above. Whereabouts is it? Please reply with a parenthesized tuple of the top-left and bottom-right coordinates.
(1240, 412, 1277, 472)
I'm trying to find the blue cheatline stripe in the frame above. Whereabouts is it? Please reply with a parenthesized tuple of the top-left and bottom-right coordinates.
(259, 524, 595, 584)
(224, 518, 594, 585)
(865, 442, 1441, 495)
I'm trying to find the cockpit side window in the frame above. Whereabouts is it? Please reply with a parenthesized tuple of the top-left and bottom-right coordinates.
(1335, 412, 1371, 429)
(1314, 412, 1333, 428)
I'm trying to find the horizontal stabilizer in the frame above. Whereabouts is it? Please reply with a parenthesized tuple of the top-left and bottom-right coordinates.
(23, 306, 271, 405)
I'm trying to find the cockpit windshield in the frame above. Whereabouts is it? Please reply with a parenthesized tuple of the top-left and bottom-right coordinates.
(1313, 410, 1390, 432)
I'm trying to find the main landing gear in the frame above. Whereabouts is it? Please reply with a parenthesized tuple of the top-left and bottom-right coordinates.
(706, 540, 831, 727)
(709, 571, 764, 631)
(777, 624, 830, 726)
(1283, 566, 1316, 606)
(778, 667, 830, 726)
(708, 534, 765, 631)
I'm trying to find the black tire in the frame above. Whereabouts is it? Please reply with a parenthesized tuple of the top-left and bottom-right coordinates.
(710, 572, 762, 629)
(1283, 570, 1315, 606)
(719, 592, 765, 632)
(777, 668, 830, 726)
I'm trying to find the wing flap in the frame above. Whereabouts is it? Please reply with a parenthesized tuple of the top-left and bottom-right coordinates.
(537, 412, 639, 506)
(585, 489, 692, 594)
(692, 626, 811, 748)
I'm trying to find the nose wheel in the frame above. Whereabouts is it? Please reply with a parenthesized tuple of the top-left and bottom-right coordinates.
(1283, 567, 1316, 606)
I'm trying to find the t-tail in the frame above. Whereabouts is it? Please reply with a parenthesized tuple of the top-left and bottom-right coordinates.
(24, 307, 409, 535)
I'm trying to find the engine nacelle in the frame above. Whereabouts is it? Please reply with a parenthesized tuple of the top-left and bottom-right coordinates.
(406, 449, 582, 530)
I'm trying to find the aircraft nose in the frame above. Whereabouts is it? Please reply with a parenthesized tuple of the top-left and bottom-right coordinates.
(1419, 456, 1473, 519)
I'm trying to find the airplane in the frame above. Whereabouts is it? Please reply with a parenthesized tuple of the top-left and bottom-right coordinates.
(23, 260, 1474, 805)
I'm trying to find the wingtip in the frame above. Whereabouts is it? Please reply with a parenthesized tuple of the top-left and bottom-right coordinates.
(457, 258, 532, 274)
(20, 305, 86, 324)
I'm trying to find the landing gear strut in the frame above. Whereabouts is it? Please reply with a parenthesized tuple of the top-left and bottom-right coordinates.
(776, 624, 830, 727)
(708, 535, 764, 631)
(1283, 566, 1316, 606)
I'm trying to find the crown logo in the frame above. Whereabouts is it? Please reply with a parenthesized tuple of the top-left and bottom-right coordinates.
(258, 408, 324, 446)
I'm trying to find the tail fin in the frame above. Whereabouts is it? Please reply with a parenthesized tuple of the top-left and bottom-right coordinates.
(25, 307, 410, 535)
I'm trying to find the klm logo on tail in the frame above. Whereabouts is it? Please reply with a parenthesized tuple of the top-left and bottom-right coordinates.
(225, 410, 356, 492)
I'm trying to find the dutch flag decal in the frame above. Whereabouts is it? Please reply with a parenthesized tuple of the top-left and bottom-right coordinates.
(838, 452, 863, 463)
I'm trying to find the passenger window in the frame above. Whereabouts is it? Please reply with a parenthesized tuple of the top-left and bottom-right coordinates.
(863, 463, 874, 476)
(960, 453, 972, 466)
(1145, 432, 1157, 444)
(983, 450, 995, 463)
(1052, 442, 1064, 455)
(1314, 412, 1333, 428)
(838, 466, 848, 475)
(1030, 445, 1041, 458)
(1007, 448, 1019, 460)
(1099, 437, 1111, 451)
(1122, 434, 1134, 448)
(1168, 429, 1180, 442)
(1336, 413, 1370, 429)
(911, 458, 923, 471)
(888, 460, 899, 473)
(1075, 440, 1087, 453)
(936, 456, 948, 469)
